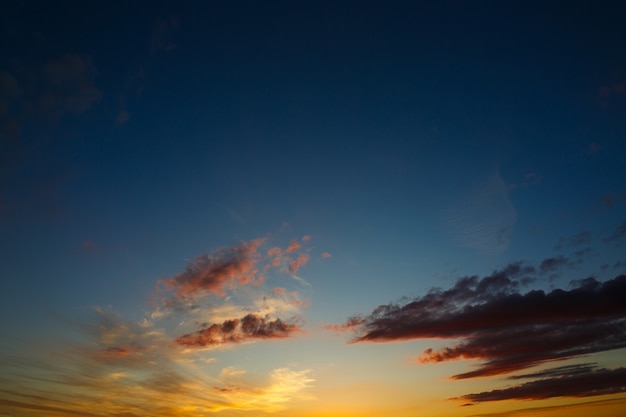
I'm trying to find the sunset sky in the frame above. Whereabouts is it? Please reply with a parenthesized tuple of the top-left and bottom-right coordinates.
(1, 1, 626, 416)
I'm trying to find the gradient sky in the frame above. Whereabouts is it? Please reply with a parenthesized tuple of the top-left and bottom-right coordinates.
(1, 2, 626, 417)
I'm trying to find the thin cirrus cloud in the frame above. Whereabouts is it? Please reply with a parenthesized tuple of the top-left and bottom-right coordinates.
(331, 259, 626, 402)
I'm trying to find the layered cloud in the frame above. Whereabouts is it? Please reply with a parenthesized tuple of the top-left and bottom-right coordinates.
(0, 305, 313, 417)
(151, 236, 317, 351)
(332, 260, 626, 401)
(0, 236, 322, 416)
(604, 220, 626, 245)
(458, 366, 626, 403)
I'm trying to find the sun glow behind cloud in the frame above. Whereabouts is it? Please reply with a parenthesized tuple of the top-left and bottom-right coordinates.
(0, 236, 320, 417)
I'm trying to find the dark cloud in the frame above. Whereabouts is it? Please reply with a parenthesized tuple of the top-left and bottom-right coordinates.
(554, 231, 592, 251)
(539, 256, 568, 275)
(337, 267, 626, 384)
(507, 363, 598, 380)
(458, 367, 626, 403)
(175, 314, 301, 347)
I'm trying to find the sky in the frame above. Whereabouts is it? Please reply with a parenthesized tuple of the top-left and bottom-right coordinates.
(1, 1, 626, 416)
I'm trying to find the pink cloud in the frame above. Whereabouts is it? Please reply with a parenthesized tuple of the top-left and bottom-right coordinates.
(325, 317, 365, 333)
(273, 287, 286, 295)
(284, 239, 301, 254)
(321, 252, 332, 258)
(288, 253, 309, 274)
(164, 238, 265, 299)
(267, 247, 281, 256)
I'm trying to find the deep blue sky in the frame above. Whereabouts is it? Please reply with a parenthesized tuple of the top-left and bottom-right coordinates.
(1, 2, 626, 416)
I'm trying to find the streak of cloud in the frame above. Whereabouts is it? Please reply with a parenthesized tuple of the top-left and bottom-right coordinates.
(0, 307, 313, 416)
(457, 366, 626, 403)
(174, 313, 302, 348)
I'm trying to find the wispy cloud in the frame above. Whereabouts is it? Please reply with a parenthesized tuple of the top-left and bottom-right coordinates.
(0, 305, 313, 416)
(160, 238, 266, 300)
(0, 235, 321, 416)
(457, 366, 626, 403)
(289, 253, 310, 275)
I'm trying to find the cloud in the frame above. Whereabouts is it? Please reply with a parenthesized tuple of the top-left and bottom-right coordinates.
(539, 256, 568, 274)
(506, 363, 598, 380)
(458, 366, 626, 403)
(321, 252, 332, 258)
(161, 238, 266, 300)
(174, 313, 302, 348)
(554, 231, 592, 251)
(336, 264, 626, 383)
(603, 220, 626, 245)
(0, 306, 313, 416)
(288, 253, 310, 275)
(285, 239, 302, 254)
(0, 235, 320, 416)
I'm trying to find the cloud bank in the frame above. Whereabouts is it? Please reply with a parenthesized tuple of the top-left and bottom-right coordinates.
(333, 261, 626, 402)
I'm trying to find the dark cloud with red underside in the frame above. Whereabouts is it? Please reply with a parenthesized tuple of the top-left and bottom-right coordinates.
(175, 313, 301, 347)
(458, 366, 626, 403)
(336, 263, 626, 400)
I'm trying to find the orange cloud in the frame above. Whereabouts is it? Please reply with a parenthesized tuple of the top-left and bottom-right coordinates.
(164, 238, 265, 299)
(284, 239, 301, 254)
(288, 253, 309, 274)
(267, 247, 281, 256)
